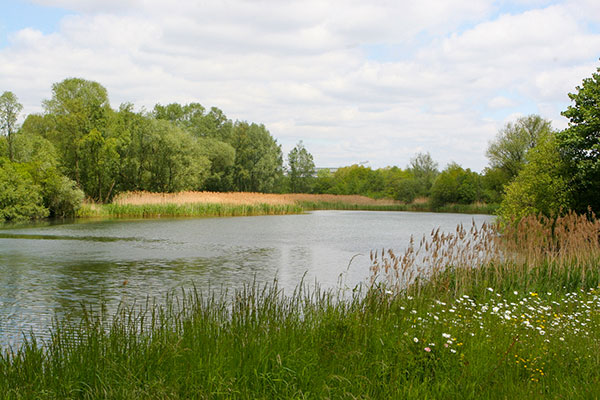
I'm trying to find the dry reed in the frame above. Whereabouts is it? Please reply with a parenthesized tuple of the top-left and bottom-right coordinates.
(113, 191, 400, 207)
(371, 211, 600, 295)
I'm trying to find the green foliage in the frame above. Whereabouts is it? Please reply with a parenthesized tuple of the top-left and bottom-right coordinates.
(486, 115, 553, 182)
(3, 275, 600, 398)
(481, 166, 510, 204)
(9, 130, 83, 217)
(408, 152, 439, 197)
(141, 120, 211, 193)
(154, 102, 233, 141)
(0, 159, 48, 221)
(313, 168, 335, 193)
(379, 166, 418, 202)
(230, 121, 283, 192)
(0, 91, 24, 161)
(328, 164, 384, 196)
(197, 137, 236, 191)
(498, 133, 571, 220)
(287, 140, 315, 193)
(430, 163, 482, 207)
(42, 78, 112, 185)
(558, 65, 600, 213)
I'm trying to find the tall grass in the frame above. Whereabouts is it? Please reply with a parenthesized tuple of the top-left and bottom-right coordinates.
(79, 191, 497, 218)
(4, 214, 598, 397)
(371, 211, 600, 297)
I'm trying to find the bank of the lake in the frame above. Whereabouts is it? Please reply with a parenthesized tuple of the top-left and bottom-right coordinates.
(1, 212, 598, 398)
(77, 191, 498, 218)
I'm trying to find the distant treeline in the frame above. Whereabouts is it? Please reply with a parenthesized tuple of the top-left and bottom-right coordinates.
(1, 63, 600, 222)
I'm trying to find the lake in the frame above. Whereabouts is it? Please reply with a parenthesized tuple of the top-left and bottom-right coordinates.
(0, 210, 493, 348)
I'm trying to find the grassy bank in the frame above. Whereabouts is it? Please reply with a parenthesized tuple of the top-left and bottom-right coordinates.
(77, 191, 497, 218)
(2, 213, 599, 398)
(78, 202, 303, 218)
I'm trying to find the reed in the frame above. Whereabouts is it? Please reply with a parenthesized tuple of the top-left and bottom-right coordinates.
(3, 276, 600, 397)
(80, 191, 497, 218)
(371, 211, 600, 296)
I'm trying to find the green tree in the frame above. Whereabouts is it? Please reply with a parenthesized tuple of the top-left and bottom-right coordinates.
(379, 166, 417, 202)
(287, 141, 315, 193)
(430, 163, 482, 207)
(330, 165, 384, 196)
(230, 122, 283, 192)
(143, 120, 210, 192)
(42, 78, 111, 185)
(498, 133, 571, 220)
(408, 152, 439, 197)
(10, 129, 84, 217)
(486, 115, 553, 182)
(0, 159, 48, 221)
(197, 137, 236, 191)
(313, 168, 334, 193)
(0, 91, 24, 161)
(558, 65, 600, 212)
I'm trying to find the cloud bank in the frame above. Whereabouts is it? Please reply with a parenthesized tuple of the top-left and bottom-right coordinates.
(1, 0, 599, 170)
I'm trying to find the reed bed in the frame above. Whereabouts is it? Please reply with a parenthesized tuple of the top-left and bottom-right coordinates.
(371, 211, 600, 296)
(88, 191, 496, 218)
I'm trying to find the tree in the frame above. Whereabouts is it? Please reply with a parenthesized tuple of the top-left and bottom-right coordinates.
(408, 152, 439, 197)
(558, 65, 600, 212)
(486, 115, 553, 182)
(42, 78, 111, 185)
(0, 91, 24, 161)
(430, 163, 482, 207)
(0, 159, 48, 221)
(498, 133, 571, 220)
(329, 165, 384, 196)
(287, 141, 315, 193)
(229, 122, 283, 192)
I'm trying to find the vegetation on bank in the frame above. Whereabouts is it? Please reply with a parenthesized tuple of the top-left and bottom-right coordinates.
(1, 213, 599, 398)
(75, 191, 498, 218)
(3, 63, 599, 222)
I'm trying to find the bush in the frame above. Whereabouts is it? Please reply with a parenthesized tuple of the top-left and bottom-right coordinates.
(0, 159, 48, 221)
(42, 171, 85, 218)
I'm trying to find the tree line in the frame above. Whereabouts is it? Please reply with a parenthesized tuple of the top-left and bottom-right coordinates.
(1, 64, 599, 221)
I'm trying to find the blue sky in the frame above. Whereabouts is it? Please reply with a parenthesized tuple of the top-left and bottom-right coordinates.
(0, 0, 599, 171)
(0, 1, 71, 48)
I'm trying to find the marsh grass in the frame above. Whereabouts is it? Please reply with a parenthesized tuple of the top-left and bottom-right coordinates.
(78, 191, 497, 218)
(371, 211, 600, 297)
(3, 213, 600, 398)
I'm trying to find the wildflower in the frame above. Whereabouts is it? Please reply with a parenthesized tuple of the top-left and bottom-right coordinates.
(487, 288, 494, 292)
(450, 349, 457, 353)
(413, 337, 419, 343)
(442, 333, 451, 339)
(424, 347, 431, 352)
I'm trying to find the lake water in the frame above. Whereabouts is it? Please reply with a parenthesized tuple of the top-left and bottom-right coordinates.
(0, 210, 493, 348)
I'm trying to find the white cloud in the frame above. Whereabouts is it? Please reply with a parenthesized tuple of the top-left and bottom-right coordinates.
(1, 0, 599, 171)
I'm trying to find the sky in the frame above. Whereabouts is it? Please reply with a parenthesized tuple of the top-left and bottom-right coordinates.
(0, 0, 599, 171)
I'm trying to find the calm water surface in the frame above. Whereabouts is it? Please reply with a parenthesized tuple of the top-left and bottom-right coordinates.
(0, 211, 493, 347)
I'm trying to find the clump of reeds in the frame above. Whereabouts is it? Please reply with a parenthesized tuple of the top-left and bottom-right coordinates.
(371, 211, 600, 296)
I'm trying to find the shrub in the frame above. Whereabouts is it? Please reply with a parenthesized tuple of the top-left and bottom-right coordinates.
(0, 159, 48, 221)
